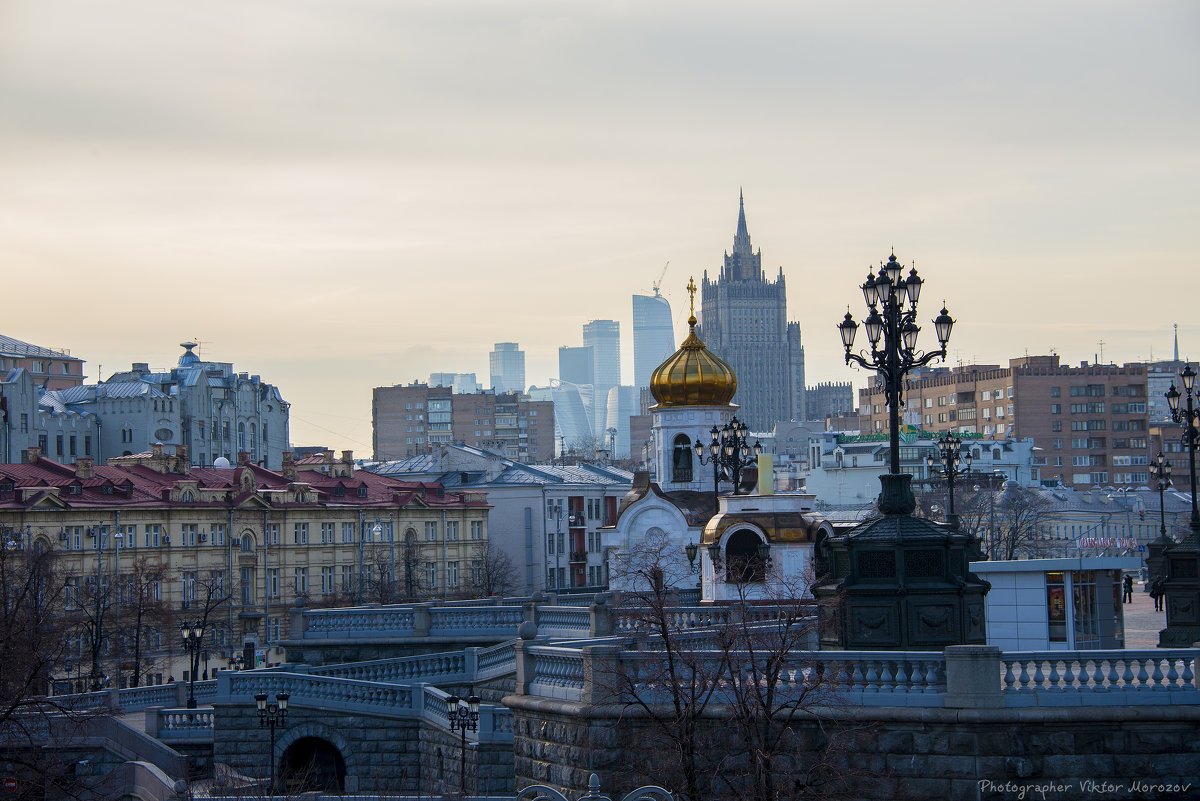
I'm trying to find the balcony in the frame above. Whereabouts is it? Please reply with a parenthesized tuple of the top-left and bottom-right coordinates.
(570, 551, 588, 563)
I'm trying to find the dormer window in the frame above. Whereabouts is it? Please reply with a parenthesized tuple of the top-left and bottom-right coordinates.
(101, 485, 113, 495)
(68, 484, 82, 495)
(334, 485, 345, 498)
(0, 482, 12, 493)
(357, 486, 368, 498)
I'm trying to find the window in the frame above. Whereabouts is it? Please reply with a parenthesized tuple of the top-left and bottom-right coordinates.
(1050, 404, 1061, 414)
(240, 533, 254, 553)
(294, 523, 308, 544)
(294, 567, 308, 595)
(182, 572, 197, 604)
(212, 524, 225, 547)
(341, 565, 354, 592)
(267, 524, 279, 545)
(446, 522, 459, 541)
(268, 568, 279, 598)
(321, 566, 334, 595)
(182, 523, 198, 546)
(425, 562, 438, 590)
(447, 562, 459, 588)
(240, 567, 255, 604)
(144, 524, 160, 548)
(470, 520, 483, 540)
(425, 522, 438, 542)
(321, 522, 334, 544)
(671, 434, 693, 483)
(342, 522, 355, 543)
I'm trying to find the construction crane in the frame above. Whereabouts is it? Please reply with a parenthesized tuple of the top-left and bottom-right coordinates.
(651, 261, 669, 296)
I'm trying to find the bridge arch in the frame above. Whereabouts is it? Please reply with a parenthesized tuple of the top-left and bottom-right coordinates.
(275, 723, 357, 792)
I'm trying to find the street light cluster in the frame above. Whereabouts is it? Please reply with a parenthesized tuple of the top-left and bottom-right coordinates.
(926, 432, 972, 528)
(180, 620, 205, 709)
(693, 417, 763, 505)
(837, 253, 954, 479)
(446, 689, 481, 796)
(255, 690, 290, 793)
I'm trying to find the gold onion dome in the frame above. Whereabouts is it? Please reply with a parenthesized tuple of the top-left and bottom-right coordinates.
(650, 278, 737, 407)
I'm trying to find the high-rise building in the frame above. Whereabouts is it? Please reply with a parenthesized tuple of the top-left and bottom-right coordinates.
(582, 320, 620, 437)
(698, 192, 805, 431)
(557, 346, 594, 387)
(429, 372, 481, 394)
(806, 381, 855, 421)
(489, 343, 525, 395)
(632, 291, 674, 391)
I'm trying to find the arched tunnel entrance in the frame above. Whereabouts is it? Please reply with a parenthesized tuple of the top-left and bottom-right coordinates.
(279, 736, 346, 793)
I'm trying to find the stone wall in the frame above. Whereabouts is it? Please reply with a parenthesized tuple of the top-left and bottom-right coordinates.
(507, 698, 1200, 801)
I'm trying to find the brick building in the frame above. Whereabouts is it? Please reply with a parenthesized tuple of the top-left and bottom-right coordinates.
(373, 383, 554, 462)
(857, 355, 1150, 489)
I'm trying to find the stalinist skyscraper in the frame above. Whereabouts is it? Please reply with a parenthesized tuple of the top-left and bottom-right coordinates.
(697, 192, 805, 431)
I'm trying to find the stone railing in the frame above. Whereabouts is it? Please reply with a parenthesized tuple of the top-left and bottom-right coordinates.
(154, 707, 215, 741)
(220, 669, 414, 716)
(476, 640, 518, 681)
(417, 684, 513, 743)
(307, 650, 470, 684)
(302, 606, 416, 638)
(515, 644, 1200, 710)
(48, 678, 220, 714)
(430, 605, 525, 636)
(1002, 649, 1200, 706)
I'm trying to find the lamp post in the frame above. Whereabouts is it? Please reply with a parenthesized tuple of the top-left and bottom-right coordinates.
(926, 433, 971, 528)
(693, 417, 763, 509)
(446, 688, 480, 797)
(1150, 452, 1173, 541)
(1165, 366, 1199, 538)
(838, 252, 953, 512)
(180, 620, 204, 709)
(255, 690, 290, 794)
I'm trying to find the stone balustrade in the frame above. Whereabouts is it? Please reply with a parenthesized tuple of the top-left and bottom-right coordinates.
(302, 606, 416, 638)
(154, 707, 215, 741)
(1002, 649, 1200, 705)
(307, 649, 471, 684)
(221, 669, 414, 716)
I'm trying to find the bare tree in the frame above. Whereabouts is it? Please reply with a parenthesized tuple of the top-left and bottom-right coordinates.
(959, 484, 1049, 560)
(116, 557, 170, 688)
(468, 541, 518, 598)
(0, 535, 66, 725)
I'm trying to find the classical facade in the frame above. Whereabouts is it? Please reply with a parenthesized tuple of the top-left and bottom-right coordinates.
(37, 342, 290, 469)
(697, 193, 806, 430)
(0, 446, 487, 691)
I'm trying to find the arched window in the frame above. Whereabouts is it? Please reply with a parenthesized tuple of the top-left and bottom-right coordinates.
(240, 533, 254, 553)
(250, 423, 257, 459)
(237, 423, 246, 451)
(671, 434, 693, 483)
(721, 529, 767, 584)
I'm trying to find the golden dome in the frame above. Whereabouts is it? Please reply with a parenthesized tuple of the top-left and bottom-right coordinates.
(650, 278, 737, 408)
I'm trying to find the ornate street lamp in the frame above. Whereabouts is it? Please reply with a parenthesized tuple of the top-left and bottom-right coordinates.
(693, 417, 763, 509)
(926, 433, 971, 528)
(1149, 452, 1173, 541)
(1158, 365, 1200, 647)
(446, 688, 481, 797)
(1165, 366, 1199, 535)
(180, 620, 205, 709)
(255, 690, 290, 794)
(839, 253, 953, 511)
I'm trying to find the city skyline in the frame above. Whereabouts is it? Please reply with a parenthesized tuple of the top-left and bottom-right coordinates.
(1, 1, 1195, 451)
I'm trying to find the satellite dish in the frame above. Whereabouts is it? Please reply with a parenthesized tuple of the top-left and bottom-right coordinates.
(213, 456, 231, 468)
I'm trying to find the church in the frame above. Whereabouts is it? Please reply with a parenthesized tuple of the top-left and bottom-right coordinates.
(603, 279, 832, 601)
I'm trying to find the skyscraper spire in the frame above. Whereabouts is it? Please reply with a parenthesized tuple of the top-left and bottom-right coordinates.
(736, 188, 749, 242)
(1175, 323, 1180, 361)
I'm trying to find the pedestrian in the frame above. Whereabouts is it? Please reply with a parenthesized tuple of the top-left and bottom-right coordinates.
(1151, 576, 1165, 612)
(1123, 574, 1133, 604)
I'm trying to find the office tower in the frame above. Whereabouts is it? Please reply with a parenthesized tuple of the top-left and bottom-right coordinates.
(429, 372, 480, 394)
(558, 346, 594, 387)
(698, 192, 806, 430)
(582, 320, 620, 437)
(489, 342, 525, 395)
(632, 291, 675, 391)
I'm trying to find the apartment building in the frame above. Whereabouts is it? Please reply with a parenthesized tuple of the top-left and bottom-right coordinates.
(857, 355, 1150, 489)
(0, 446, 487, 691)
(0, 333, 86, 391)
(373, 383, 554, 462)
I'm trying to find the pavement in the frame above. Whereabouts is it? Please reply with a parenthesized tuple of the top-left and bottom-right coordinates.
(1122, 580, 1166, 648)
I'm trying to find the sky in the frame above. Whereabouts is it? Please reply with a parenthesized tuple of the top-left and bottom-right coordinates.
(0, 1, 1196, 454)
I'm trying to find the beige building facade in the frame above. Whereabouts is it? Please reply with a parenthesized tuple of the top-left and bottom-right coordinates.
(0, 446, 488, 692)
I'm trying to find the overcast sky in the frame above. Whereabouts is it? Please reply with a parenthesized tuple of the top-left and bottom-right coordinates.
(1, 1, 1196, 453)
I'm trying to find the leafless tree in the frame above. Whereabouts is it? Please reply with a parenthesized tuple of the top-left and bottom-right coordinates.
(959, 484, 1049, 560)
(0, 534, 66, 725)
(115, 557, 170, 688)
(468, 541, 519, 598)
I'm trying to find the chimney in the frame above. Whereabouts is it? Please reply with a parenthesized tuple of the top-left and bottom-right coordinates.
(237, 451, 251, 467)
(75, 457, 94, 480)
(341, 450, 354, 465)
(323, 449, 335, 466)
(282, 451, 297, 481)
(175, 444, 190, 475)
(24, 447, 40, 464)
(151, 443, 164, 458)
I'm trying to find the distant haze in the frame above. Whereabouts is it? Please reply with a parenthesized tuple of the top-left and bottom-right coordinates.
(0, 1, 1195, 450)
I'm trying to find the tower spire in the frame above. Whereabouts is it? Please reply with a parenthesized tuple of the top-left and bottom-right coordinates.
(736, 188, 749, 241)
(1175, 323, 1180, 362)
